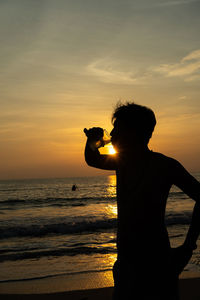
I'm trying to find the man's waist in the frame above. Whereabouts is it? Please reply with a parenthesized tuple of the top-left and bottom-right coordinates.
(117, 228, 169, 247)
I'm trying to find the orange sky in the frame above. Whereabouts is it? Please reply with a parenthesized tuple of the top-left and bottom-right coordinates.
(0, 0, 200, 179)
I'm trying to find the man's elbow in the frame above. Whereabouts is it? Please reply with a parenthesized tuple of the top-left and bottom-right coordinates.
(85, 156, 93, 167)
(85, 154, 97, 168)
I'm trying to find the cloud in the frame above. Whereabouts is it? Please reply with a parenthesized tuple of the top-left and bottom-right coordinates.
(154, 49, 200, 81)
(87, 50, 200, 85)
(182, 49, 200, 62)
(86, 58, 149, 85)
(156, 0, 199, 7)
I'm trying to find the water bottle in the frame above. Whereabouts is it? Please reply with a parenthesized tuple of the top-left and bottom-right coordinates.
(84, 128, 111, 150)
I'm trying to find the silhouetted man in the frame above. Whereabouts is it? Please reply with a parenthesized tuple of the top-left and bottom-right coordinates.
(84, 102, 200, 300)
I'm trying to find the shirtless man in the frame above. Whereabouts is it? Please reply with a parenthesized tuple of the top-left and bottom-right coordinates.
(84, 102, 200, 299)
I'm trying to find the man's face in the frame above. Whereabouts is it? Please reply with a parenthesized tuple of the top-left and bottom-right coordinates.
(110, 120, 131, 152)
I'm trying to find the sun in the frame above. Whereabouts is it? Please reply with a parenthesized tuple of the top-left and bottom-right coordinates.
(107, 144, 116, 155)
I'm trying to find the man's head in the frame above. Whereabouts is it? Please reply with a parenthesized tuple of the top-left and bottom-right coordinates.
(110, 102, 156, 151)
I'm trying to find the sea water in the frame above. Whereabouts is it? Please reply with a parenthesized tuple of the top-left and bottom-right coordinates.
(0, 173, 200, 284)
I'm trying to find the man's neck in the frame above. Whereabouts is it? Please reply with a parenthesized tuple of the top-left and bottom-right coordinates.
(119, 144, 150, 159)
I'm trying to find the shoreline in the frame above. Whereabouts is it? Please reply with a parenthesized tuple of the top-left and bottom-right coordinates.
(0, 270, 114, 294)
(1, 271, 200, 300)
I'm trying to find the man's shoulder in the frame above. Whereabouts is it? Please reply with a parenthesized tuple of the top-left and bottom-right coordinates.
(150, 151, 179, 167)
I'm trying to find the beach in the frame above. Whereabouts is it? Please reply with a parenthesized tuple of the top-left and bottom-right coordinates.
(1, 272, 200, 300)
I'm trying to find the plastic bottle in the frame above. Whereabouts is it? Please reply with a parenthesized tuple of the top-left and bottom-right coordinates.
(84, 128, 111, 150)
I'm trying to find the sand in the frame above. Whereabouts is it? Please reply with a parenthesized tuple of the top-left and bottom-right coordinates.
(0, 272, 200, 300)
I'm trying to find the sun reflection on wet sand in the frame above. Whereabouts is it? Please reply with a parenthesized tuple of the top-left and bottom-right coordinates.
(101, 253, 117, 286)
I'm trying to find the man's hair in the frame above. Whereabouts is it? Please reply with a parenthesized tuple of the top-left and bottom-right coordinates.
(112, 102, 156, 144)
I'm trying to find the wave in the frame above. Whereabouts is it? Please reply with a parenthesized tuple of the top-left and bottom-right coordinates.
(168, 191, 189, 200)
(0, 211, 192, 240)
(0, 190, 188, 208)
(0, 218, 117, 239)
(0, 245, 116, 262)
(0, 196, 115, 208)
(165, 213, 192, 225)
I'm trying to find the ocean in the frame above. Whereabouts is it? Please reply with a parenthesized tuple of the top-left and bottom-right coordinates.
(0, 173, 200, 285)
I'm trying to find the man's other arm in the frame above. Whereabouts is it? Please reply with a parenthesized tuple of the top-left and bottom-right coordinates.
(173, 160, 200, 250)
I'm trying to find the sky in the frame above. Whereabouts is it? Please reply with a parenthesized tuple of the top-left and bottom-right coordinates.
(0, 0, 200, 179)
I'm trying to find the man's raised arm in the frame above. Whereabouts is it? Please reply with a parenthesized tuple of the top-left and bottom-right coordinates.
(84, 127, 117, 171)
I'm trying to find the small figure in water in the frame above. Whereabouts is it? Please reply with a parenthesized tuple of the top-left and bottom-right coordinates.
(72, 184, 77, 191)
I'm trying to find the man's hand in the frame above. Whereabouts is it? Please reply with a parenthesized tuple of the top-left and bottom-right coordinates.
(170, 244, 194, 276)
(84, 127, 104, 141)
(84, 127, 104, 151)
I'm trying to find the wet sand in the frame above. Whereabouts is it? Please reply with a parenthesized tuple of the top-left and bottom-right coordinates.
(0, 272, 200, 300)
